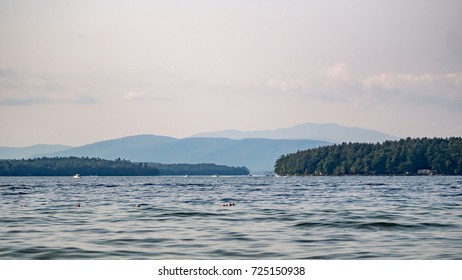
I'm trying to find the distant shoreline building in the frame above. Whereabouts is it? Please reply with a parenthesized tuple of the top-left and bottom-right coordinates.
(417, 169, 436, 175)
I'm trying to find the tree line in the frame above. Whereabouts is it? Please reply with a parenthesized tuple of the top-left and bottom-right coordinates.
(149, 162, 249, 176)
(0, 157, 159, 176)
(274, 137, 462, 176)
(0, 157, 250, 176)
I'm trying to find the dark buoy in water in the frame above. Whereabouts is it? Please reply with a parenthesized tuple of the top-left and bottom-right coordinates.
(75, 203, 80, 207)
(20, 204, 27, 207)
(222, 203, 235, 207)
(135, 204, 141, 208)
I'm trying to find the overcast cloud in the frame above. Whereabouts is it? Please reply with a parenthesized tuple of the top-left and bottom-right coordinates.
(1, 0, 461, 146)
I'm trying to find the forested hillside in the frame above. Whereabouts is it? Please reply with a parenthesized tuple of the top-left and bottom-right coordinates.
(151, 163, 249, 176)
(275, 138, 462, 176)
(0, 157, 249, 176)
(0, 157, 159, 176)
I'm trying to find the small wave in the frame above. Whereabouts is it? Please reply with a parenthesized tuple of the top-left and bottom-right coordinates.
(183, 199, 215, 205)
(160, 211, 221, 218)
(356, 221, 410, 230)
(420, 222, 456, 228)
(439, 193, 462, 197)
(359, 183, 387, 186)
(175, 183, 214, 188)
(249, 183, 272, 187)
(294, 220, 456, 230)
(272, 193, 298, 197)
(2, 191, 28, 196)
(102, 184, 119, 188)
(159, 182, 214, 188)
(294, 221, 326, 228)
(186, 183, 213, 187)
(208, 249, 284, 259)
(245, 188, 263, 192)
(357, 221, 457, 230)
(95, 184, 119, 188)
(100, 237, 170, 246)
(8, 186, 31, 190)
(2, 246, 102, 260)
(294, 239, 318, 244)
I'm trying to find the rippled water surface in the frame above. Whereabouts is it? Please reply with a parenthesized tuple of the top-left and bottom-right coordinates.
(1, 176, 461, 259)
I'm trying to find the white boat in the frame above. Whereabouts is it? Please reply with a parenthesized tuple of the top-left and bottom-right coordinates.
(73, 174, 81, 178)
(211, 174, 219, 177)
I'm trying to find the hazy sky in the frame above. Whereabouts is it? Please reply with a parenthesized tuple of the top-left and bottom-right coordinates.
(1, 0, 461, 146)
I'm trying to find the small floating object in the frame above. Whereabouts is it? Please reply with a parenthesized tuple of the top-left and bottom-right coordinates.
(75, 203, 80, 207)
(222, 203, 235, 207)
(73, 174, 81, 178)
(20, 204, 27, 207)
(135, 204, 141, 208)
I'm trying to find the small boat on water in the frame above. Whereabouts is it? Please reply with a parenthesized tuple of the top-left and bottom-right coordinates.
(211, 174, 219, 177)
(73, 174, 81, 178)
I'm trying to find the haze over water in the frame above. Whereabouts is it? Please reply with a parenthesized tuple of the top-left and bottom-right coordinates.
(1, 176, 461, 259)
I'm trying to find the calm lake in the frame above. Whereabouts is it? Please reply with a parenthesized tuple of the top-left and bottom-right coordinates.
(1, 176, 461, 259)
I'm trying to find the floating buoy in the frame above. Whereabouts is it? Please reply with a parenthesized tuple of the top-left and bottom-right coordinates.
(20, 204, 27, 207)
(75, 204, 80, 207)
(135, 204, 141, 208)
(222, 203, 235, 207)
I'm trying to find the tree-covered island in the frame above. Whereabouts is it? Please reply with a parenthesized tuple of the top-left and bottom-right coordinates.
(0, 157, 159, 176)
(275, 137, 462, 176)
(0, 157, 250, 176)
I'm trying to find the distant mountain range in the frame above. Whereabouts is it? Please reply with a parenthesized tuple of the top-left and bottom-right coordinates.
(0, 144, 72, 159)
(36, 136, 327, 172)
(0, 123, 399, 172)
(192, 122, 398, 143)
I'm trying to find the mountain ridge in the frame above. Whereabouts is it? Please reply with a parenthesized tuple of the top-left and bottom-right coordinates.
(40, 136, 328, 172)
(0, 144, 73, 159)
(192, 122, 399, 143)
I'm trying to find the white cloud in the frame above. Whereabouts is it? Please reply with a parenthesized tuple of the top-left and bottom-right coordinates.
(361, 72, 462, 110)
(266, 62, 356, 91)
(264, 67, 462, 114)
(362, 72, 462, 90)
(326, 61, 351, 80)
(69, 31, 91, 40)
(0, 93, 97, 106)
(266, 77, 311, 93)
(0, 69, 99, 106)
(123, 91, 145, 101)
(122, 91, 174, 102)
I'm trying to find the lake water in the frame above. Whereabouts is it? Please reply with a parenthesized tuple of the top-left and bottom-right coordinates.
(1, 176, 461, 259)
